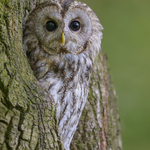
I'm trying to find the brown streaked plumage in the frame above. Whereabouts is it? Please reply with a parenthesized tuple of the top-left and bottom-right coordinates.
(23, 0, 103, 149)
(59, 0, 74, 17)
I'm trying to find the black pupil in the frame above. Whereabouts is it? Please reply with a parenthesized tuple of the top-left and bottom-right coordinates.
(70, 21, 80, 31)
(46, 21, 57, 31)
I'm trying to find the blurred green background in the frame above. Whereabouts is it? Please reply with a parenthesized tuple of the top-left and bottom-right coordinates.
(81, 0, 150, 150)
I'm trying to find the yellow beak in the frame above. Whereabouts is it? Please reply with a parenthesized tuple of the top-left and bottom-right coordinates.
(62, 32, 65, 46)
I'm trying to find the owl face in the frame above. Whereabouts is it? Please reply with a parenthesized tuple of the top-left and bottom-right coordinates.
(24, 0, 103, 57)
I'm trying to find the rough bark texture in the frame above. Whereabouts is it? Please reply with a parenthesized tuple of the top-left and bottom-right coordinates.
(0, 0, 64, 149)
(0, 0, 122, 150)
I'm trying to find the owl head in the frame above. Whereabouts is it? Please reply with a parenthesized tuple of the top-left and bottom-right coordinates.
(23, 0, 103, 60)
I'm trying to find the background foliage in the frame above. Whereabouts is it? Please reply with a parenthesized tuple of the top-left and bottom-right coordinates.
(81, 0, 150, 150)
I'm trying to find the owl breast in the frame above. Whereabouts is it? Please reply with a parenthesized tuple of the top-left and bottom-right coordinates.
(28, 48, 93, 149)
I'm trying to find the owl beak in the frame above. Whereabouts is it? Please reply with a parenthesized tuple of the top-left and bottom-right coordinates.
(62, 32, 65, 46)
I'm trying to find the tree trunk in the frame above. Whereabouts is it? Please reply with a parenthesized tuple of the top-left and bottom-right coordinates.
(0, 0, 122, 150)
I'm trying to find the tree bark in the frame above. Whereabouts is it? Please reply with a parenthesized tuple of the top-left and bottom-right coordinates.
(0, 0, 122, 150)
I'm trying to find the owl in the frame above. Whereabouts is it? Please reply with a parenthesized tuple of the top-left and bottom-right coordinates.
(23, 0, 103, 149)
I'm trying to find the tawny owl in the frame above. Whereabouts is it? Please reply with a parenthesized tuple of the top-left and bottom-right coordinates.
(23, 0, 103, 149)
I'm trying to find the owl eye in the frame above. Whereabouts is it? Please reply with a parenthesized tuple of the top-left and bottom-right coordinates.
(69, 21, 80, 31)
(46, 21, 57, 32)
